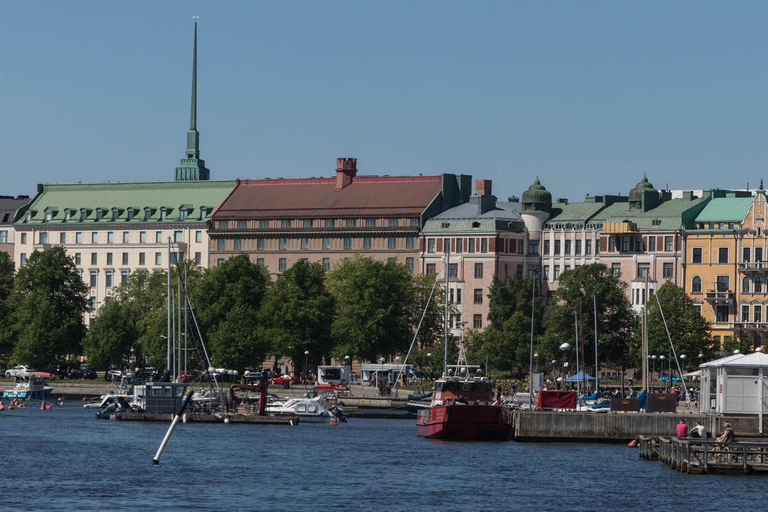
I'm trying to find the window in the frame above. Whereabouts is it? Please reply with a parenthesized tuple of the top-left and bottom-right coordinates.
(174, 231, 183, 243)
(279, 238, 287, 250)
(140, 231, 146, 243)
(121, 270, 129, 283)
(473, 314, 482, 329)
(323, 238, 331, 250)
(554, 266, 561, 279)
(179, 209, 188, 221)
(410, 218, 419, 227)
(456, 289, 462, 303)
(279, 258, 287, 272)
(325, 219, 334, 228)
(200, 207, 208, 219)
(474, 289, 483, 304)
(756, 276, 763, 294)
(743, 276, 750, 293)
(346, 219, 355, 228)
(122, 253, 128, 265)
(637, 263, 650, 278)
(621, 237, 630, 252)
(716, 305, 729, 323)
(255, 258, 264, 266)
(344, 238, 352, 250)
(648, 237, 656, 252)
(19, 253, 26, 265)
(196, 231, 202, 243)
(154, 231, 161, 243)
(692, 247, 702, 264)
(121, 232, 128, 243)
(217, 258, 225, 266)
(716, 275, 730, 293)
(453, 238, 461, 253)
(756, 306, 763, 324)
(259, 220, 269, 229)
(528, 240, 539, 255)
(405, 237, 415, 249)
(406, 257, 414, 271)
(281, 220, 291, 228)
(89, 271, 97, 288)
(237, 220, 247, 229)
(76, 232, 82, 244)
(126, 209, 134, 221)
(160, 209, 167, 220)
(609, 237, 616, 252)
(565, 240, 571, 255)
(91, 253, 97, 265)
(80, 210, 87, 221)
(388, 237, 396, 249)
(743, 247, 751, 263)
(718, 247, 729, 264)
(234, 239, 242, 251)
(217, 239, 225, 251)
(481, 238, 488, 253)
(555, 240, 561, 255)
(301, 238, 309, 250)
(217, 220, 228, 229)
(90, 297, 97, 311)
(105, 271, 113, 288)
(426, 264, 436, 275)
(107, 232, 114, 244)
(195, 252, 201, 264)
(58, 232, 65, 244)
(75, 253, 81, 265)
(89, 232, 96, 244)
(665, 236, 673, 252)
(544, 240, 551, 255)
(585, 239, 592, 255)
(662, 263, 673, 279)
(363, 237, 372, 250)
(40, 232, 48, 244)
(474, 263, 483, 278)
(322, 258, 331, 271)
(387, 218, 398, 227)
(366, 219, 376, 227)
(468, 239, 476, 253)
(139, 253, 145, 265)
(612, 263, 621, 277)
(742, 304, 750, 323)
(692, 276, 702, 293)
(575, 240, 581, 255)
(758, 247, 764, 263)
(106, 253, 113, 268)
(636, 237, 644, 252)
(254, 238, 264, 251)
(428, 239, 436, 253)
(155, 252, 162, 265)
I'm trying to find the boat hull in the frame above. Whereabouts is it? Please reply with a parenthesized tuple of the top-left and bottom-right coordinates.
(416, 404, 509, 441)
(2, 388, 52, 399)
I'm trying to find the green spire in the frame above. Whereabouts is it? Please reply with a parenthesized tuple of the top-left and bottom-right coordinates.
(176, 20, 210, 181)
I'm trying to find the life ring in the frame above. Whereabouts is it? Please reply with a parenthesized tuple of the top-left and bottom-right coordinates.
(462, 384, 470, 392)
(191, 402, 201, 413)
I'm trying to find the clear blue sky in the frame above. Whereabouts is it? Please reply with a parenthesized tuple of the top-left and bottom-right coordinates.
(3, 2, 768, 201)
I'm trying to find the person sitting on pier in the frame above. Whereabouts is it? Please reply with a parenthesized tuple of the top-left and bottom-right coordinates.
(676, 419, 688, 438)
(690, 421, 706, 439)
(713, 422, 735, 459)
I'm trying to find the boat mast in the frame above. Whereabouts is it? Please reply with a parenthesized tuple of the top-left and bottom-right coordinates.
(593, 294, 598, 396)
(166, 238, 172, 375)
(574, 312, 579, 399)
(184, 262, 189, 377)
(443, 249, 450, 378)
(528, 268, 536, 406)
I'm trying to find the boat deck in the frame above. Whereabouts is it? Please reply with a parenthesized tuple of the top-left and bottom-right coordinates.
(638, 435, 768, 474)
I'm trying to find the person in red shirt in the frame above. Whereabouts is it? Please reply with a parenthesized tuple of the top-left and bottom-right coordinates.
(676, 419, 688, 437)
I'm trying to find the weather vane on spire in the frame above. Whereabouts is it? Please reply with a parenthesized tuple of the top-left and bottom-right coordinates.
(193, 15, 199, 20)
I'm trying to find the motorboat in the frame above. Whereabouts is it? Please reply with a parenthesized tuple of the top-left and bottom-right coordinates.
(2, 375, 53, 399)
(265, 396, 347, 423)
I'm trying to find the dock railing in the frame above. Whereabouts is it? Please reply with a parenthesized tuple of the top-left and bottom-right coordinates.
(638, 435, 768, 474)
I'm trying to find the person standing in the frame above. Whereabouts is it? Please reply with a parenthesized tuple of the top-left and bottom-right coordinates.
(676, 418, 688, 437)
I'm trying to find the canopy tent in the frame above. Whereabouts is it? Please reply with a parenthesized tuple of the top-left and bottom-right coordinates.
(683, 370, 701, 378)
(564, 370, 597, 382)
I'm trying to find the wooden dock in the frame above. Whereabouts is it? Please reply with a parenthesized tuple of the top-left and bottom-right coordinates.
(638, 436, 768, 474)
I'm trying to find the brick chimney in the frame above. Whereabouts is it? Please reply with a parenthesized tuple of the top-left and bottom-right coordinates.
(335, 157, 357, 191)
(470, 178, 496, 215)
(475, 179, 492, 196)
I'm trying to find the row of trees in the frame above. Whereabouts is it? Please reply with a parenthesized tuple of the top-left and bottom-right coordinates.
(0, 245, 716, 378)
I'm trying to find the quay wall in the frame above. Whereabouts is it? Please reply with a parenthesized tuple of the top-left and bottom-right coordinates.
(511, 411, 716, 442)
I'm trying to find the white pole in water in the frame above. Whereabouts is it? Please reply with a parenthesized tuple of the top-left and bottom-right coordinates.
(152, 388, 194, 465)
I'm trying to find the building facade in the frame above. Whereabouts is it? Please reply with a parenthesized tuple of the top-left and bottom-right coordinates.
(0, 195, 31, 261)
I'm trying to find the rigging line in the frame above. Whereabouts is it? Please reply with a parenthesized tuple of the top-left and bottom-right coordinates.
(654, 293, 692, 408)
(392, 275, 440, 396)
(184, 292, 217, 390)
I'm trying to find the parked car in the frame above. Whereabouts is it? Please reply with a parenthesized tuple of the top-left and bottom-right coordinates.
(104, 370, 123, 381)
(44, 364, 69, 379)
(270, 374, 299, 385)
(5, 365, 33, 378)
(67, 369, 97, 380)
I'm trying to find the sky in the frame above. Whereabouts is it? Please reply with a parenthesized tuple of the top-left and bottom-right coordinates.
(3, 2, 768, 202)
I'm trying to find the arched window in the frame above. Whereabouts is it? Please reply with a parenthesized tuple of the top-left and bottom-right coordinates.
(756, 276, 763, 294)
(743, 276, 751, 294)
(691, 276, 702, 294)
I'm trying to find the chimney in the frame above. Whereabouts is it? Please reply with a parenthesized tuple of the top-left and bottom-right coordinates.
(335, 157, 357, 191)
(475, 179, 492, 196)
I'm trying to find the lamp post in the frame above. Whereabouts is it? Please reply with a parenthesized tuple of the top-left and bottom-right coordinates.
(698, 352, 704, 368)
(344, 355, 351, 385)
(659, 355, 666, 389)
(304, 350, 310, 386)
(651, 355, 657, 388)
(534, 353, 539, 372)
(680, 354, 686, 379)
(427, 353, 432, 381)
(551, 360, 557, 382)
(560, 343, 571, 390)
(379, 357, 386, 395)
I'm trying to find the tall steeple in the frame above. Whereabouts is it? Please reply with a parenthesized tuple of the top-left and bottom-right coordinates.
(175, 20, 210, 181)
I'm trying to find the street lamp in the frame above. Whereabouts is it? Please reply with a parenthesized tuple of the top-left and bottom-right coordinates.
(304, 350, 310, 385)
(344, 355, 351, 385)
(651, 355, 657, 386)
(659, 355, 666, 389)
(427, 353, 432, 380)
(680, 354, 686, 378)
(379, 357, 386, 394)
(534, 352, 538, 372)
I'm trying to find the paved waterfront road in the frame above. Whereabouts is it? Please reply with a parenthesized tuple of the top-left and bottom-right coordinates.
(2, 403, 766, 511)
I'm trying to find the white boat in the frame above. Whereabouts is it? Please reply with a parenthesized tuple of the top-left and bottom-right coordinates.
(265, 396, 346, 423)
(3, 375, 53, 399)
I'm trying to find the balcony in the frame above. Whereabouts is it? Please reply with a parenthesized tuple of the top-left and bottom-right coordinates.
(705, 290, 734, 304)
(739, 322, 767, 332)
(738, 262, 767, 273)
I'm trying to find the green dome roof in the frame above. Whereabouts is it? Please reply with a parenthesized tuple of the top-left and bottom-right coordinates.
(630, 175, 655, 201)
(522, 178, 552, 211)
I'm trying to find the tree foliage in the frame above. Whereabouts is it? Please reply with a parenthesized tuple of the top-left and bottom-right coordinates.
(82, 298, 137, 370)
(9, 247, 88, 366)
(541, 264, 634, 371)
(260, 260, 335, 372)
(0, 252, 15, 357)
(326, 255, 414, 362)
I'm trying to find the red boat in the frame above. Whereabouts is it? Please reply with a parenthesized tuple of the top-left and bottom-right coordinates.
(416, 372, 509, 440)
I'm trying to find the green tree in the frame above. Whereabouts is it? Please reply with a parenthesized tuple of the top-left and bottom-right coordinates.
(411, 273, 447, 350)
(0, 252, 15, 359)
(326, 255, 414, 362)
(82, 298, 137, 370)
(541, 264, 634, 372)
(10, 247, 88, 366)
(192, 254, 271, 371)
(259, 260, 335, 373)
(642, 281, 712, 367)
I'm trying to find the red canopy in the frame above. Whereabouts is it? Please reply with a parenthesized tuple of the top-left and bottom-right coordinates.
(536, 390, 577, 409)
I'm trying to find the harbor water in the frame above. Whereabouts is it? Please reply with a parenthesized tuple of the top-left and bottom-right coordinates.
(3, 403, 767, 511)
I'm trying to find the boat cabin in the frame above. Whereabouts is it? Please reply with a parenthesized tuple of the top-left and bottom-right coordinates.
(133, 382, 188, 414)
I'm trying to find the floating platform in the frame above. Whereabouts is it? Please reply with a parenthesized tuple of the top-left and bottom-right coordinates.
(638, 436, 768, 474)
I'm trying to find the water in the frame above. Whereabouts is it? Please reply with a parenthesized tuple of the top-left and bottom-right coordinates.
(2, 402, 766, 511)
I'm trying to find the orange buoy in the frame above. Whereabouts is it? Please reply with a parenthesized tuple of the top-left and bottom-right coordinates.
(7, 405, 13, 410)
(46, 404, 52, 410)
(82, 397, 87, 402)
(628, 438, 638, 448)
(0, 404, 4, 411)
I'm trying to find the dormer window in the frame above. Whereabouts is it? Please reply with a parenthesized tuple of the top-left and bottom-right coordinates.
(127, 209, 135, 221)
(472, 221, 481, 228)
(144, 209, 152, 221)
(200, 207, 208, 219)
(160, 209, 167, 220)
(64, 210, 71, 221)
(45, 211, 52, 222)
(25, 212, 32, 222)
(96, 210, 103, 221)
(111, 209, 119, 221)
(80, 210, 88, 222)
(179, 210, 187, 220)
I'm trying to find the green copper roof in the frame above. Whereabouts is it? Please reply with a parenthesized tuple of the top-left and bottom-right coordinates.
(602, 194, 710, 230)
(15, 180, 235, 227)
(694, 197, 753, 223)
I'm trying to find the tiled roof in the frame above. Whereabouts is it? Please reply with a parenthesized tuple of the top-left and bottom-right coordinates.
(694, 197, 753, 223)
(546, 201, 608, 224)
(16, 181, 236, 227)
(0, 196, 31, 225)
(601, 195, 710, 230)
(424, 201, 525, 233)
(215, 175, 444, 220)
